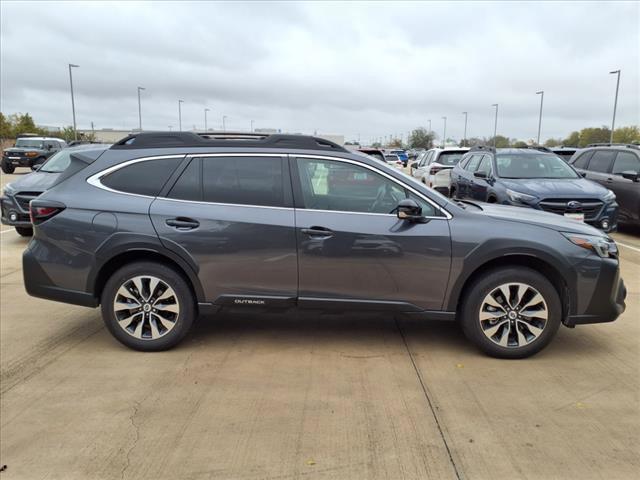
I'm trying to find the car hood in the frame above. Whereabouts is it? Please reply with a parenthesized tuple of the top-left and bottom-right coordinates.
(468, 202, 604, 235)
(500, 178, 608, 198)
(6, 170, 60, 192)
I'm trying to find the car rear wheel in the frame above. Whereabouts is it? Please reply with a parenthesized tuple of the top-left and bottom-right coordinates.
(460, 267, 561, 358)
(101, 261, 195, 351)
(15, 227, 33, 237)
(1, 161, 15, 174)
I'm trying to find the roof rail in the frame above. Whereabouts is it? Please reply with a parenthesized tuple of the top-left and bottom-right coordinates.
(469, 145, 495, 153)
(111, 131, 348, 152)
(586, 142, 640, 150)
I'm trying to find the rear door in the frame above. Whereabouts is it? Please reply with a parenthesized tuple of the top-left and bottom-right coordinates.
(457, 154, 482, 198)
(469, 155, 492, 201)
(583, 150, 616, 187)
(291, 155, 451, 311)
(610, 151, 640, 223)
(150, 154, 298, 306)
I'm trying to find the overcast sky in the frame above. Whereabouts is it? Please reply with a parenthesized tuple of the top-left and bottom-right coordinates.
(1, 1, 638, 143)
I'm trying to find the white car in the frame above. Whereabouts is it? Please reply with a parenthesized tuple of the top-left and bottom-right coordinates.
(411, 147, 469, 195)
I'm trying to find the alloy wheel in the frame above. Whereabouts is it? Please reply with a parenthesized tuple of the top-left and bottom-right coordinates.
(113, 275, 180, 340)
(478, 282, 548, 348)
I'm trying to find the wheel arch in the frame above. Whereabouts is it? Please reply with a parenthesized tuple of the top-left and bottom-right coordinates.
(449, 254, 572, 321)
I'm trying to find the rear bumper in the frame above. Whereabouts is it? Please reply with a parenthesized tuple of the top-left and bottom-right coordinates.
(23, 247, 98, 308)
(564, 265, 626, 326)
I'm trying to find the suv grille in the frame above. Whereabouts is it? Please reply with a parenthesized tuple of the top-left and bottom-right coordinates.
(15, 192, 41, 212)
(538, 198, 603, 220)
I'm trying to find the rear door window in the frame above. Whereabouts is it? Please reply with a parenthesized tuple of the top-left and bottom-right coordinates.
(587, 151, 616, 173)
(464, 155, 482, 172)
(167, 158, 201, 201)
(476, 155, 492, 174)
(101, 157, 182, 196)
(612, 151, 640, 175)
(201, 156, 285, 207)
(572, 151, 593, 169)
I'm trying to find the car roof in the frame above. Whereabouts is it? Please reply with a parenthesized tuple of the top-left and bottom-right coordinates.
(16, 137, 63, 141)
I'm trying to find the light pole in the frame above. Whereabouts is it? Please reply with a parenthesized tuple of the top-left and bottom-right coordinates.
(204, 108, 210, 131)
(178, 100, 184, 131)
(442, 116, 447, 148)
(68, 64, 79, 141)
(492, 104, 499, 148)
(137, 87, 145, 131)
(251, 119, 254, 132)
(168, 125, 172, 131)
(223, 115, 227, 132)
(609, 70, 621, 144)
(536, 91, 544, 145)
(428, 119, 432, 134)
(462, 112, 468, 146)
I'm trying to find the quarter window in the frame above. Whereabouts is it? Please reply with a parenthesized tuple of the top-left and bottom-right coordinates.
(101, 158, 182, 196)
(588, 151, 616, 173)
(464, 155, 482, 172)
(572, 151, 593, 169)
(296, 158, 437, 216)
(612, 151, 640, 175)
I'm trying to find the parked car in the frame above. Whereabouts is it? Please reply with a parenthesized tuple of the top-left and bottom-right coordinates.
(388, 149, 409, 167)
(569, 144, 640, 226)
(549, 146, 580, 162)
(384, 153, 403, 168)
(2, 136, 67, 173)
(23, 132, 625, 358)
(412, 147, 469, 195)
(1, 144, 111, 236)
(450, 146, 619, 232)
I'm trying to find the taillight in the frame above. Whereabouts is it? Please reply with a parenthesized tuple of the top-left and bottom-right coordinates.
(29, 204, 65, 225)
(430, 166, 443, 175)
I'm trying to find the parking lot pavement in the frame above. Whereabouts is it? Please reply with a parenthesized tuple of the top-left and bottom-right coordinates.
(0, 169, 639, 479)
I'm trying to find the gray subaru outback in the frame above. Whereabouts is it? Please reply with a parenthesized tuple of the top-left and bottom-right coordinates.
(23, 132, 626, 358)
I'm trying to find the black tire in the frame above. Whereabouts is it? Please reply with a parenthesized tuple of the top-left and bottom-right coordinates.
(15, 226, 33, 237)
(101, 261, 195, 351)
(1, 161, 15, 174)
(460, 267, 561, 359)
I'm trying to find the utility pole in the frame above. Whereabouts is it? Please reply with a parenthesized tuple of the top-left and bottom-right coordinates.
(178, 100, 184, 131)
(68, 64, 79, 141)
(492, 104, 499, 148)
(251, 119, 254, 132)
(223, 115, 227, 132)
(137, 86, 145, 131)
(536, 91, 544, 145)
(609, 70, 621, 144)
(204, 108, 210, 131)
(442, 116, 447, 148)
(462, 112, 468, 146)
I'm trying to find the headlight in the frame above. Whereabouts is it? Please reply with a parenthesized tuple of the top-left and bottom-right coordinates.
(562, 232, 617, 258)
(603, 189, 616, 202)
(25, 151, 38, 157)
(506, 189, 536, 203)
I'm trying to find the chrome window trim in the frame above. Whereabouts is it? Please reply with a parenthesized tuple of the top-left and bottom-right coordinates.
(293, 154, 452, 219)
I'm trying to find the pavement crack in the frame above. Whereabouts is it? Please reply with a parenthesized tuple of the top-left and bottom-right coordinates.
(120, 401, 141, 480)
(394, 316, 463, 480)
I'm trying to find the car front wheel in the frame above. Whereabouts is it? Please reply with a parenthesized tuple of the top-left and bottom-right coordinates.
(101, 261, 195, 351)
(1, 161, 15, 174)
(460, 267, 561, 358)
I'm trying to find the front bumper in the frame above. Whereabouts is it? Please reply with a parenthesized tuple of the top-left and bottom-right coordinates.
(564, 259, 626, 326)
(1, 195, 32, 227)
(3, 155, 34, 167)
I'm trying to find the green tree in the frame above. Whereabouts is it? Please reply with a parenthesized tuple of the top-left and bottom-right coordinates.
(613, 126, 640, 144)
(563, 131, 580, 147)
(388, 137, 403, 148)
(512, 140, 528, 148)
(577, 127, 611, 147)
(544, 138, 563, 147)
(466, 137, 486, 147)
(486, 135, 511, 148)
(0, 112, 11, 140)
(408, 128, 435, 149)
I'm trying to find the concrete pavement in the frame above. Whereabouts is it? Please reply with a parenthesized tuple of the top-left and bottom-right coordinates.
(1, 169, 639, 479)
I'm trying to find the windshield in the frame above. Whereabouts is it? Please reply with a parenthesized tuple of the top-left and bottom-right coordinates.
(15, 139, 44, 149)
(39, 149, 72, 173)
(437, 152, 466, 166)
(496, 153, 579, 179)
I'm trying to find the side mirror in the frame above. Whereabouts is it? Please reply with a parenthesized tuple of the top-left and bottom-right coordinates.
(621, 171, 639, 182)
(579, 171, 587, 177)
(395, 199, 427, 223)
(33, 164, 42, 171)
(474, 171, 488, 179)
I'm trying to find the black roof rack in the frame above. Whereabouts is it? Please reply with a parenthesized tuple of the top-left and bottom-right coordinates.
(469, 145, 495, 153)
(587, 143, 640, 149)
(111, 131, 349, 152)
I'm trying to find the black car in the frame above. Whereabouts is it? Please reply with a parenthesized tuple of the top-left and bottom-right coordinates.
(569, 144, 640, 226)
(1, 144, 110, 235)
(22, 132, 625, 358)
(450, 146, 618, 232)
(549, 146, 579, 162)
(2, 136, 67, 173)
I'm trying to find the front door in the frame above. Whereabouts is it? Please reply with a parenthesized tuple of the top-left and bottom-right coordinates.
(150, 154, 298, 306)
(292, 156, 451, 311)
